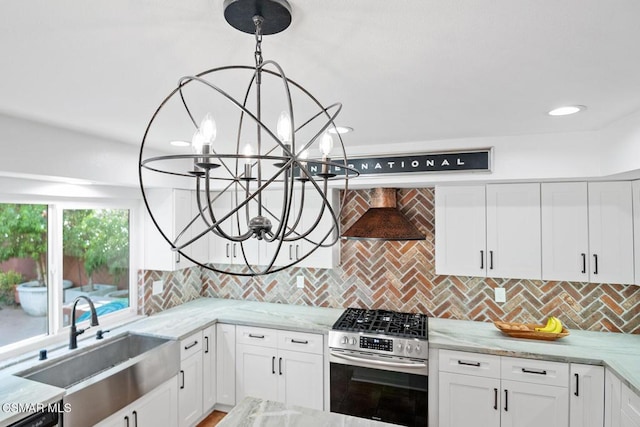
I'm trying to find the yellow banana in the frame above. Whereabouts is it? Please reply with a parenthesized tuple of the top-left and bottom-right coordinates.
(551, 316, 563, 333)
(535, 316, 557, 332)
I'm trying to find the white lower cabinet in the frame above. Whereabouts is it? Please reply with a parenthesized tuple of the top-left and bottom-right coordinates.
(178, 331, 204, 427)
(202, 325, 217, 413)
(95, 377, 178, 427)
(606, 368, 640, 427)
(438, 350, 569, 427)
(216, 323, 236, 407)
(569, 364, 604, 427)
(235, 326, 324, 410)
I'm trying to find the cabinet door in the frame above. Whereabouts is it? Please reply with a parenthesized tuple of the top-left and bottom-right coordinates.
(588, 181, 634, 284)
(178, 353, 203, 427)
(173, 189, 196, 270)
(569, 364, 604, 427)
(541, 182, 590, 281)
(605, 368, 622, 427)
(216, 323, 236, 407)
(501, 380, 569, 427)
(633, 181, 640, 285)
(277, 349, 324, 410)
(261, 188, 299, 268)
(202, 325, 217, 413)
(438, 372, 500, 427)
(435, 185, 487, 276)
(297, 186, 337, 269)
(621, 382, 640, 427)
(236, 343, 278, 403)
(135, 377, 179, 427)
(486, 183, 541, 280)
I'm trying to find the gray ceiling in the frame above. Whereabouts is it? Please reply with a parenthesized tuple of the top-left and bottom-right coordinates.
(1, 0, 640, 153)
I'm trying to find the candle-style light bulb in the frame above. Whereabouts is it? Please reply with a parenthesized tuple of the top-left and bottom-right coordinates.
(276, 111, 292, 143)
(191, 129, 205, 154)
(298, 149, 308, 166)
(199, 113, 217, 143)
(319, 132, 334, 158)
(243, 143, 253, 179)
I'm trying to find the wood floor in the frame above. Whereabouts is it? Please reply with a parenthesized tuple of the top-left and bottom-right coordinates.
(197, 411, 227, 427)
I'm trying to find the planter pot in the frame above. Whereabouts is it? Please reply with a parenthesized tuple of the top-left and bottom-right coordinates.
(16, 281, 47, 317)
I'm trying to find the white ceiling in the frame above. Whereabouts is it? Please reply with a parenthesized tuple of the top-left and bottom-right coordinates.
(1, 0, 640, 152)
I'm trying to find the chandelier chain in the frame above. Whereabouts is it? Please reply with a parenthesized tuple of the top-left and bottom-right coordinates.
(253, 15, 264, 67)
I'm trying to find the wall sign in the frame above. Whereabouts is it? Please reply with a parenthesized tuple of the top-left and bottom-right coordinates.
(303, 149, 492, 176)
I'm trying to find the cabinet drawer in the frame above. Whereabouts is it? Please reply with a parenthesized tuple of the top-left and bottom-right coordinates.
(180, 330, 203, 361)
(277, 330, 323, 355)
(236, 325, 277, 348)
(438, 349, 500, 378)
(501, 356, 568, 387)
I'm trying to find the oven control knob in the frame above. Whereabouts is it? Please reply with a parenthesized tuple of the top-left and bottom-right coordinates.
(340, 336, 348, 345)
(350, 337, 357, 346)
(397, 343, 403, 351)
(405, 343, 412, 353)
(415, 344, 421, 354)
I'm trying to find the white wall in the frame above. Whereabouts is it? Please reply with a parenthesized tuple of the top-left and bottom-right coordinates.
(598, 109, 640, 177)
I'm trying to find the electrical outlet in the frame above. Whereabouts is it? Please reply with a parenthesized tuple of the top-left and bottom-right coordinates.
(495, 287, 506, 303)
(152, 280, 164, 295)
(296, 276, 305, 289)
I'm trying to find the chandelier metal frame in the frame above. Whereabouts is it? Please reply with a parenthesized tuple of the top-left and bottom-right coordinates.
(139, 0, 359, 276)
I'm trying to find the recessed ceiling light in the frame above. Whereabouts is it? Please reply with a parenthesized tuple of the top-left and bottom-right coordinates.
(548, 105, 586, 116)
(170, 140, 191, 147)
(328, 126, 354, 134)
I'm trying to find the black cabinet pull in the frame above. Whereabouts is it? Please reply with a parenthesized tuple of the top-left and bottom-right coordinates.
(132, 411, 138, 427)
(184, 340, 198, 350)
(226, 243, 230, 258)
(457, 360, 481, 367)
(272, 356, 275, 374)
(291, 339, 309, 345)
(494, 388, 498, 410)
(504, 389, 508, 412)
(581, 253, 586, 274)
(480, 250, 484, 269)
(289, 245, 293, 260)
(204, 336, 209, 354)
(125, 415, 130, 427)
(249, 334, 265, 339)
(180, 370, 185, 389)
(522, 368, 547, 375)
(574, 373, 580, 397)
(295, 245, 300, 260)
(593, 254, 598, 274)
(279, 357, 283, 375)
(489, 250, 494, 270)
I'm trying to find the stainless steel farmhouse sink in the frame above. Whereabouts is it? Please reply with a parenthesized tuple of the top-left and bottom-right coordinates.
(17, 332, 179, 426)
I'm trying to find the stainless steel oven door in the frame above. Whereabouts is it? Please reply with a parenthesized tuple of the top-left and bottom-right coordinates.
(330, 349, 428, 426)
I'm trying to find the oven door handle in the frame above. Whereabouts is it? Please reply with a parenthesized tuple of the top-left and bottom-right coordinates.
(330, 350, 427, 369)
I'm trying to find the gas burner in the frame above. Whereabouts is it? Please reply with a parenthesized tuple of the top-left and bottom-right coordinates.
(332, 308, 428, 339)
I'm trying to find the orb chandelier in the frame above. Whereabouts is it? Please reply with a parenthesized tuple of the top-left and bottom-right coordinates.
(139, 0, 358, 276)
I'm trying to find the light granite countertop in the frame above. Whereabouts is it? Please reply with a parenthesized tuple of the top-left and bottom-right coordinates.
(429, 317, 640, 394)
(218, 397, 397, 427)
(1, 297, 639, 426)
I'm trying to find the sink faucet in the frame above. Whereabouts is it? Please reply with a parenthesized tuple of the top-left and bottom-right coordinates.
(69, 296, 99, 349)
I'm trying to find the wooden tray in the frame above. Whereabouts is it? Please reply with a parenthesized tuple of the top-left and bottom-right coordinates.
(493, 321, 570, 341)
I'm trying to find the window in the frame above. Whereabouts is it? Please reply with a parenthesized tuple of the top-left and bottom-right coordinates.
(0, 201, 136, 354)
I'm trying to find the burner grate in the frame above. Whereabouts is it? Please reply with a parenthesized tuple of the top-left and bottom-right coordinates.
(332, 308, 428, 339)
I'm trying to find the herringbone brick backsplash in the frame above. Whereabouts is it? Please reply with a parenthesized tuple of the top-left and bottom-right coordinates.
(140, 188, 640, 334)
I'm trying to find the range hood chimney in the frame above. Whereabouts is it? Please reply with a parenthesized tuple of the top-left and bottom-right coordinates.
(341, 188, 425, 241)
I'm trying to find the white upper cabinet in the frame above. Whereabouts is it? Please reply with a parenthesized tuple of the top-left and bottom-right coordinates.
(588, 181, 634, 284)
(486, 183, 542, 280)
(633, 180, 640, 285)
(435, 185, 487, 276)
(541, 182, 590, 281)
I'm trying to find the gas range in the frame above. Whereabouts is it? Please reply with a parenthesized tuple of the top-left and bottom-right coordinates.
(328, 308, 429, 360)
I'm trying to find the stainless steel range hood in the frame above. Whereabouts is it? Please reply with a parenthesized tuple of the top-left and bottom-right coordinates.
(341, 188, 425, 241)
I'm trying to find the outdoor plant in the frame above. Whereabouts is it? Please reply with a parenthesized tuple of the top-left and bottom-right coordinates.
(0, 270, 23, 306)
(0, 204, 48, 285)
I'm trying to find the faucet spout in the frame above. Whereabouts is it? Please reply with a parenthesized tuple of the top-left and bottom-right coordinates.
(69, 295, 99, 349)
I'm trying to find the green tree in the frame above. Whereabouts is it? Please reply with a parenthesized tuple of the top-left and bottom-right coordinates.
(0, 204, 48, 285)
(63, 209, 129, 287)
